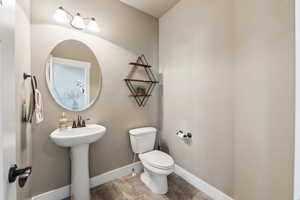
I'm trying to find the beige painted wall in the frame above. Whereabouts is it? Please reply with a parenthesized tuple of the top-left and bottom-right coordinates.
(295, 1, 300, 199)
(31, 0, 158, 61)
(159, 0, 234, 196)
(160, 0, 295, 199)
(233, 0, 295, 199)
(15, 0, 32, 199)
(31, 0, 158, 196)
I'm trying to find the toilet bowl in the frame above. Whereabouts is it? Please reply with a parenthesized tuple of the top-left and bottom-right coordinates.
(139, 150, 174, 194)
(129, 127, 174, 194)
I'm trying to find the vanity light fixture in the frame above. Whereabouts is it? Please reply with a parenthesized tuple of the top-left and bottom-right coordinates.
(71, 13, 85, 30)
(87, 18, 100, 33)
(53, 6, 100, 32)
(53, 7, 69, 24)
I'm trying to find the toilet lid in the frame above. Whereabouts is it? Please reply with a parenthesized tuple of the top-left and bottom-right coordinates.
(139, 150, 174, 170)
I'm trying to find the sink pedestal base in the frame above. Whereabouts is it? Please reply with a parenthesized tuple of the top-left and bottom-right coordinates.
(71, 144, 90, 200)
(50, 124, 106, 200)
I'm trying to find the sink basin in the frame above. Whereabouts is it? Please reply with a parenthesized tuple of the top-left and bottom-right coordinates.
(50, 124, 106, 147)
(50, 124, 106, 200)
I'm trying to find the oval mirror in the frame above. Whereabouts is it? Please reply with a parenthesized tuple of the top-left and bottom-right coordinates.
(46, 40, 102, 111)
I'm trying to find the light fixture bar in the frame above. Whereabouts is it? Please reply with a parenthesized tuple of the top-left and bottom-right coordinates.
(53, 6, 100, 32)
(59, 6, 73, 17)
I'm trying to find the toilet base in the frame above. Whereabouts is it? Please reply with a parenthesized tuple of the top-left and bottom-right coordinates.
(140, 168, 168, 194)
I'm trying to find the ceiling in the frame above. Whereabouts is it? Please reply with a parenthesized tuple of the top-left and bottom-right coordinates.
(120, 0, 180, 18)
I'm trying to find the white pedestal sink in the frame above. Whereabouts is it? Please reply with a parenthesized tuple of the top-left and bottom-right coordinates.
(50, 124, 106, 200)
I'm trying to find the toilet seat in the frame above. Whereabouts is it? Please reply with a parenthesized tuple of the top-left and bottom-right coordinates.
(139, 150, 174, 170)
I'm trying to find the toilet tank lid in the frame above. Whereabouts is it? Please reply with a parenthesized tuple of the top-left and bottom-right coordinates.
(129, 127, 157, 136)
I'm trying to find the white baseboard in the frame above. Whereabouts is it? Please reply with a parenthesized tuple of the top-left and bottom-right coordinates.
(31, 185, 70, 200)
(32, 162, 233, 200)
(174, 164, 234, 200)
(31, 162, 143, 200)
(90, 161, 143, 188)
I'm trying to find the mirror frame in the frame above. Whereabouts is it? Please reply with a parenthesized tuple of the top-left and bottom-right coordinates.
(45, 39, 102, 112)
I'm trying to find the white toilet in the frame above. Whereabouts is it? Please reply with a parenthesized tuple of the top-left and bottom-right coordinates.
(129, 127, 174, 194)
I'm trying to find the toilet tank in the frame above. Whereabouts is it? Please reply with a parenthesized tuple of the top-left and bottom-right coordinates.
(129, 127, 157, 154)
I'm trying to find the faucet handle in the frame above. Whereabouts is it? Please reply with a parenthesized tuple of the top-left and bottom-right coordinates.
(72, 120, 77, 128)
(82, 118, 90, 127)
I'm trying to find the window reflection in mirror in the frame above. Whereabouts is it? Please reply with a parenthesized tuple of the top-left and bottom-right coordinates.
(46, 40, 102, 111)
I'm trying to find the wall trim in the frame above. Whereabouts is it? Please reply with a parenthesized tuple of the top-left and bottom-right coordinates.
(32, 162, 234, 200)
(31, 162, 143, 200)
(90, 162, 143, 188)
(174, 164, 234, 200)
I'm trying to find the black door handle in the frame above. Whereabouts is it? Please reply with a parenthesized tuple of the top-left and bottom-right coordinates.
(8, 164, 32, 188)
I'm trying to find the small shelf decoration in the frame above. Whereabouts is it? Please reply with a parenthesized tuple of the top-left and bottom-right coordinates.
(124, 55, 159, 107)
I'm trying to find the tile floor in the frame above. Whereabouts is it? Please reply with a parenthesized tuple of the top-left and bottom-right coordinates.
(66, 173, 212, 200)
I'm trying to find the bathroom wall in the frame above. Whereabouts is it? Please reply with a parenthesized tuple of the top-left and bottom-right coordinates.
(160, 0, 295, 199)
(159, 0, 235, 196)
(31, 0, 158, 196)
(31, 0, 158, 58)
(15, 0, 32, 199)
(295, 1, 300, 199)
(234, 0, 295, 199)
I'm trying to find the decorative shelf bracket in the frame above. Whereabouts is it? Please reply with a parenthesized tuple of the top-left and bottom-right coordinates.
(124, 55, 159, 107)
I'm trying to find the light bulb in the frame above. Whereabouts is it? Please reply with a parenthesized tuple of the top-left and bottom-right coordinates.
(71, 13, 85, 30)
(87, 18, 100, 32)
(53, 7, 69, 24)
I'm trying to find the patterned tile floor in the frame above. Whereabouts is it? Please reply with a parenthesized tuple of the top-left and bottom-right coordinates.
(66, 173, 212, 200)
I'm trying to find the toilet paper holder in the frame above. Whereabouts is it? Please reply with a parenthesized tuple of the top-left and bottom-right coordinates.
(176, 130, 192, 139)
